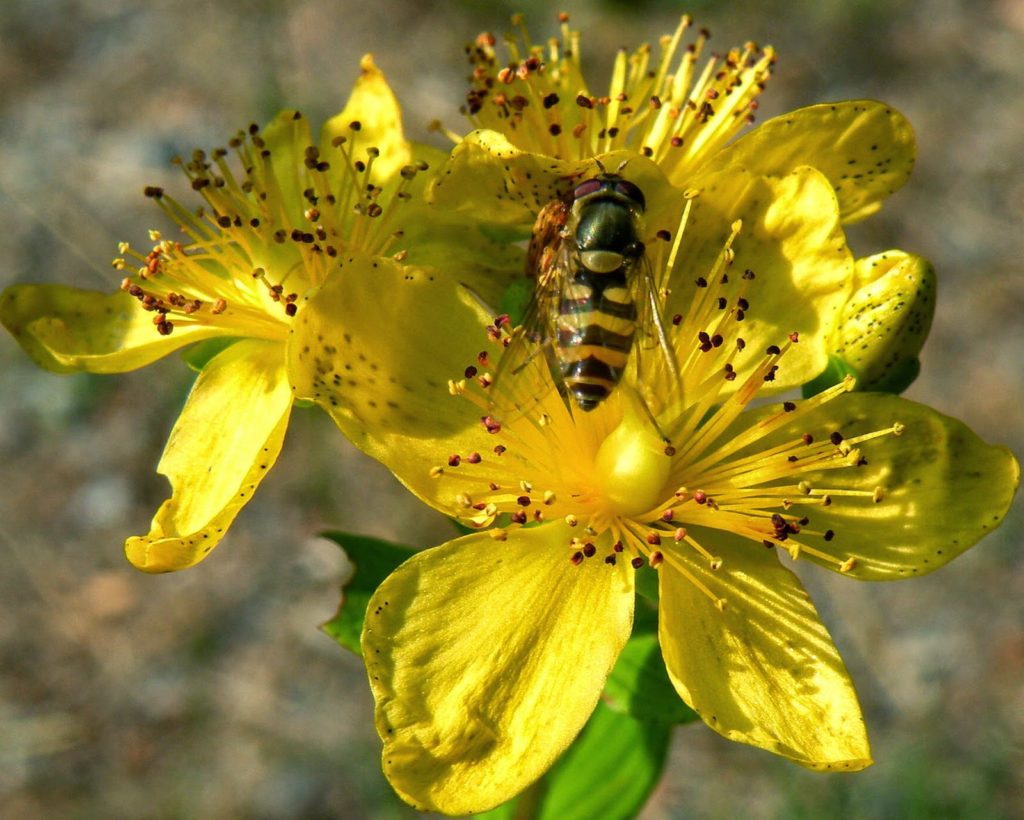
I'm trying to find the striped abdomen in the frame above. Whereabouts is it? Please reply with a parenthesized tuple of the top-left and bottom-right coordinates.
(555, 267, 637, 411)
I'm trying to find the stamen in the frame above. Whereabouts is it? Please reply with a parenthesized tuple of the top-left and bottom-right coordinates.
(620, 518, 726, 608)
(460, 14, 772, 168)
(117, 110, 424, 342)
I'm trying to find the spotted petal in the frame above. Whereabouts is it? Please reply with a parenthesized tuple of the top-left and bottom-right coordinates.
(659, 535, 872, 770)
(733, 392, 1019, 580)
(428, 130, 566, 224)
(0, 284, 227, 374)
(362, 522, 635, 814)
(670, 165, 853, 387)
(287, 250, 503, 513)
(704, 101, 916, 224)
(125, 338, 292, 572)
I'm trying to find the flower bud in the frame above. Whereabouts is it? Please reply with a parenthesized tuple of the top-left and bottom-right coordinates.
(806, 250, 935, 395)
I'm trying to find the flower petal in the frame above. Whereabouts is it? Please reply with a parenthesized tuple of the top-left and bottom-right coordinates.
(429, 132, 671, 227)
(321, 54, 412, 184)
(362, 523, 635, 814)
(287, 250, 506, 512)
(428, 130, 562, 224)
(705, 101, 915, 224)
(659, 535, 872, 770)
(0, 284, 226, 374)
(751, 392, 1018, 579)
(671, 166, 853, 387)
(391, 203, 523, 300)
(125, 338, 292, 572)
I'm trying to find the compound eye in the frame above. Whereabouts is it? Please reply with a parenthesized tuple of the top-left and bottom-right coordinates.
(614, 180, 646, 210)
(572, 178, 604, 200)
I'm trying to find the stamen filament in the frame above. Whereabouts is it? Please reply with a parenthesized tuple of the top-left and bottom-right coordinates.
(682, 375, 853, 478)
(621, 519, 726, 609)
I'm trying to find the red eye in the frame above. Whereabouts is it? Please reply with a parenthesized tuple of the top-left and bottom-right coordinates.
(572, 178, 603, 200)
(614, 180, 646, 210)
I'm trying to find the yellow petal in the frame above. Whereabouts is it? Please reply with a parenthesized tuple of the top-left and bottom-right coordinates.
(395, 201, 523, 298)
(429, 132, 671, 227)
(287, 250, 502, 513)
(659, 535, 872, 770)
(758, 392, 1019, 580)
(125, 338, 292, 572)
(704, 101, 915, 224)
(428, 130, 551, 224)
(673, 166, 853, 388)
(321, 54, 412, 183)
(362, 523, 635, 814)
(0, 284, 226, 374)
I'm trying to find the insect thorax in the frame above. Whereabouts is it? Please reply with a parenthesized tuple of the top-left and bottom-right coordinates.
(575, 197, 641, 247)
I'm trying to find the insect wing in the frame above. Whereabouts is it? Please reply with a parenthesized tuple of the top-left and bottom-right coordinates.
(526, 199, 570, 284)
(630, 253, 681, 392)
(489, 207, 569, 411)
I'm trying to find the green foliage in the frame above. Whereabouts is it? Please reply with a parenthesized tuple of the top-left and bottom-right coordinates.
(634, 563, 660, 603)
(477, 701, 672, 820)
(499, 278, 534, 327)
(319, 532, 416, 656)
(604, 632, 699, 725)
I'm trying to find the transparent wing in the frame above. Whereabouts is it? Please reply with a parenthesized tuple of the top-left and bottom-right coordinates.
(630, 252, 681, 397)
(489, 201, 571, 414)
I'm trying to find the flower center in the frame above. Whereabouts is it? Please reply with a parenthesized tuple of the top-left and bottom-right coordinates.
(112, 113, 426, 341)
(436, 204, 905, 607)
(593, 391, 671, 518)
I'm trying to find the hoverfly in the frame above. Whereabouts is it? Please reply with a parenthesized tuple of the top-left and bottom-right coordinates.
(499, 165, 678, 414)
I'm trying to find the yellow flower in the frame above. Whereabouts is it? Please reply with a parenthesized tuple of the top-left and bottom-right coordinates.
(292, 152, 855, 500)
(417, 14, 921, 424)
(458, 13, 773, 172)
(291, 145, 1019, 813)
(0, 56, 475, 573)
(431, 14, 915, 227)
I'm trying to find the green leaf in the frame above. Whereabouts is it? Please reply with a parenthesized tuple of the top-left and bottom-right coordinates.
(632, 590, 659, 637)
(634, 564, 660, 604)
(478, 702, 672, 820)
(181, 336, 240, 372)
(319, 532, 416, 656)
(499, 278, 534, 327)
(603, 632, 699, 725)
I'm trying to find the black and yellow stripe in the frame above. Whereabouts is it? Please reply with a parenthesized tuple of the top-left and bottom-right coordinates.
(555, 267, 638, 411)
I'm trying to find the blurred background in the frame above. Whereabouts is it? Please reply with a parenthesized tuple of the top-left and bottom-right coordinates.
(1, 0, 1021, 817)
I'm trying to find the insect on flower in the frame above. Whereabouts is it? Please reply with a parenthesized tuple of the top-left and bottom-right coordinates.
(500, 163, 679, 414)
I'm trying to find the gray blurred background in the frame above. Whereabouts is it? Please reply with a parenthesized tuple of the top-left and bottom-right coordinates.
(1, 0, 1021, 817)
